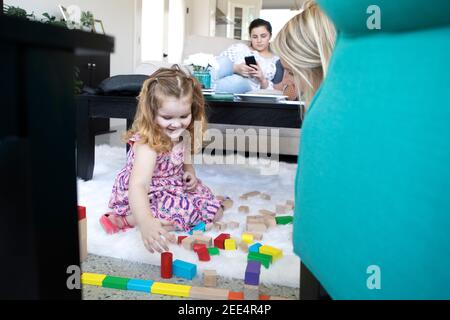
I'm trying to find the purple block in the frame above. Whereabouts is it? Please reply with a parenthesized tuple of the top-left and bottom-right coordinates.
(245, 261, 261, 285)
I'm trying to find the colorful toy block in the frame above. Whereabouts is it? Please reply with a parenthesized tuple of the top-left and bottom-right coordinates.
(77, 206, 87, 262)
(207, 247, 220, 255)
(214, 233, 230, 249)
(81, 273, 107, 286)
(259, 209, 275, 217)
(173, 259, 197, 280)
(229, 291, 245, 300)
(248, 252, 272, 269)
(245, 261, 261, 285)
(189, 221, 206, 235)
(248, 243, 262, 253)
(151, 282, 191, 297)
(243, 284, 259, 300)
(203, 269, 217, 287)
(189, 286, 229, 300)
(161, 252, 173, 279)
(127, 279, 154, 292)
(238, 205, 249, 214)
(259, 295, 270, 300)
(224, 238, 237, 250)
(275, 216, 293, 225)
(77, 206, 86, 220)
(241, 233, 254, 244)
(193, 243, 207, 252)
(178, 235, 188, 245)
(245, 231, 263, 241)
(259, 245, 283, 262)
(102, 276, 130, 290)
(196, 246, 211, 261)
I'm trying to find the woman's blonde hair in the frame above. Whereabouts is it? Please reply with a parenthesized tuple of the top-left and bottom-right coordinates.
(125, 65, 207, 154)
(272, 0, 336, 107)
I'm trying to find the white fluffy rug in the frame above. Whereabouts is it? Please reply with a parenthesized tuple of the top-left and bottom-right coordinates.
(77, 145, 300, 288)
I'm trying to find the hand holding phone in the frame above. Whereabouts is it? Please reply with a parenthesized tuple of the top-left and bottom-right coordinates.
(245, 56, 257, 69)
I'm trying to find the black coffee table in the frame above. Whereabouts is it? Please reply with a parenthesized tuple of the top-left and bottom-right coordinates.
(76, 94, 303, 181)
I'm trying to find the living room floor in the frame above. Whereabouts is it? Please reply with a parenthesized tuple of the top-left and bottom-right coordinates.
(81, 254, 299, 300)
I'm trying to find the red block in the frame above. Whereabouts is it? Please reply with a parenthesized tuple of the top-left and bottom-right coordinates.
(229, 292, 244, 300)
(214, 233, 230, 249)
(259, 295, 270, 300)
(178, 236, 188, 245)
(196, 247, 210, 261)
(161, 251, 173, 279)
(193, 243, 207, 252)
(77, 206, 86, 221)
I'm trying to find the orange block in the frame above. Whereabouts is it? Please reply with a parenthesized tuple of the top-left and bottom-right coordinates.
(228, 291, 244, 300)
(259, 295, 270, 300)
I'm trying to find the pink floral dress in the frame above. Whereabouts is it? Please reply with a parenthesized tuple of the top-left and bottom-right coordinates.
(108, 134, 223, 232)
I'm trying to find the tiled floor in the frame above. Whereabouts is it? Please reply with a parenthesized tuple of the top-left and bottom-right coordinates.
(81, 254, 299, 300)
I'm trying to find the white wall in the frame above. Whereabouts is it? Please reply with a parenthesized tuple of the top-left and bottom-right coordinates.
(5, 0, 137, 76)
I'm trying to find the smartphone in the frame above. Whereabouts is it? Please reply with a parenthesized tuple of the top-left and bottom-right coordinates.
(245, 56, 257, 69)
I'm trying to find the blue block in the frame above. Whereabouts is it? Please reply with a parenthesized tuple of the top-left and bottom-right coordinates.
(173, 259, 197, 280)
(127, 279, 154, 292)
(188, 221, 206, 235)
(249, 243, 262, 253)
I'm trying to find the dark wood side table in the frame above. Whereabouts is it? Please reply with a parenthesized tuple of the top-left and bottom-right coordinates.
(0, 15, 113, 299)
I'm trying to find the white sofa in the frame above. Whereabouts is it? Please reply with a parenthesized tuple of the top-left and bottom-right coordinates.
(134, 35, 300, 157)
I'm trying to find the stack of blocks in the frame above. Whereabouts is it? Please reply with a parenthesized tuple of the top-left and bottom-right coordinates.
(77, 206, 87, 262)
(214, 233, 230, 249)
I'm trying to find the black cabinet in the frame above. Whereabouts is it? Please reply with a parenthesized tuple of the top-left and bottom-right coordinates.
(76, 51, 112, 134)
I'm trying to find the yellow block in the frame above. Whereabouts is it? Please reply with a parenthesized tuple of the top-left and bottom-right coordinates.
(259, 245, 283, 261)
(151, 282, 191, 297)
(241, 233, 254, 244)
(81, 273, 107, 286)
(224, 239, 237, 250)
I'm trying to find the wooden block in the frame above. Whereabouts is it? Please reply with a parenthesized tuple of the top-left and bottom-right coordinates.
(81, 273, 107, 286)
(173, 259, 197, 280)
(224, 239, 237, 250)
(276, 204, 288, 214)
(246, 215, 265, 225)
(242, 191, 260, 198)
(78, 218, 87, 262)
(263, 216, 277, 228)
(259, 209, 276, 217)
(246, 223, 267, 233)
(259, 245, 283, 262)
(151, 282, 191, 297)
(102, 276, 130, 290)
(222, 198, 234, 210)
(177, 235, 188, 245)
(208, 247, 220, 255)
(216, 195, 225, 201)
(189, 286, 229, 300)
(238, 205, 249, 214)
(214, 221, 227, 231)
(241, 233, 254, 244)
(270, 296, 294, 300)
(203, 270, 217, 287)
(260, 193, 271, 200)
(194, 235, 213, 247)
(227, 221, 240, 229)
(239, 241, 249, 252)
(214, 233, 230, 249)
(259, 295, 270, 300)
(245, 231, 263, 241)
(229, 291, 244, 300)
(193, 230, 203, 236)
(181, 237, 196, 250)
(239, 195, 248, 201)
(243, 284, 259, 300)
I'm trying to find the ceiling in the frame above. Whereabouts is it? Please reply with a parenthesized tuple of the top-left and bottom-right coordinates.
(262, 0, 305, 10)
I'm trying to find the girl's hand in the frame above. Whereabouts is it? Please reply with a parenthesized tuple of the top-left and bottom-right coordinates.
(248, 63, 267, 85)
(139, 217, 176, 253)
(183, 171, 198, 191)
(234, 63, 256, 78)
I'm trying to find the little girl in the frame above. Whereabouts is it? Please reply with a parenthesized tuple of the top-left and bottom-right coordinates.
(101, 66, 224, 253)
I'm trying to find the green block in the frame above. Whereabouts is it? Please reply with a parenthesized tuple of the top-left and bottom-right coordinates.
(208, 247, 220, 255)
(276, 216, 293, 225)
(248, 252, 272, 269)
(102, 276, 130, 290)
